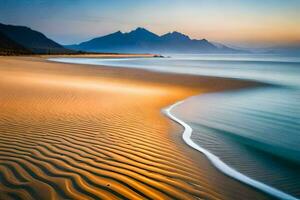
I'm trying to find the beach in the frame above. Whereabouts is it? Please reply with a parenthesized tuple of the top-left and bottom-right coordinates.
(0, 56, 270, 200)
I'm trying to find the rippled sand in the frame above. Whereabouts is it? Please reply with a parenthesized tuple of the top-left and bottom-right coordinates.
(0, 57, 270, 199)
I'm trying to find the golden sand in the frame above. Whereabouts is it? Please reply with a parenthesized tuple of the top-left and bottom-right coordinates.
(0, 57, 270, 199)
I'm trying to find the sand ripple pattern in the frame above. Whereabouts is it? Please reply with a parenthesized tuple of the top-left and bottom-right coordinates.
(0, 59, 271, 200)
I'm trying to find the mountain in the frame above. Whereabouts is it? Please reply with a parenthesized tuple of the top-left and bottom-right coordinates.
(67, 28, 241, 54)
(159, 31, 217, 52)
(68, 28, 161, 53)
(0, 23, 73, 54)
(0, 32, 31, 55)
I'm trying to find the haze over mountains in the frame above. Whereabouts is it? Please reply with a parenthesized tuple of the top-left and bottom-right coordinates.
(66, 28, 241, 54)
(0, 23, 73, 54)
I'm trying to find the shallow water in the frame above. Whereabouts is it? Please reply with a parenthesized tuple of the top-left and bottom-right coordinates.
(172, 87, 300, 198)
(50, 54, 300, 199)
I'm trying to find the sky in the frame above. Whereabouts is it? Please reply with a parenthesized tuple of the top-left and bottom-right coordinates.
(0, 0, 300, 47)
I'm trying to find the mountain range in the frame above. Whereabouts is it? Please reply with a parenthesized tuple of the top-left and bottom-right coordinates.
(1, 23, 299, 55)
(0, 23, 73, 54)
(66, 27, 241, 54)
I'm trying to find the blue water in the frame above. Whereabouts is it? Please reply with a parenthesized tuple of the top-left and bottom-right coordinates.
(50, 54, 300, 199)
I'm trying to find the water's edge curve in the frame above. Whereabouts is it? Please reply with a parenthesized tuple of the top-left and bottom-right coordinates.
(163, 100, 298, 200)
(48, 57, 298, 199)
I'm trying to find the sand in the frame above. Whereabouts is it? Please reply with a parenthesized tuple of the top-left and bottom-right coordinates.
(0, 56, 270, 200)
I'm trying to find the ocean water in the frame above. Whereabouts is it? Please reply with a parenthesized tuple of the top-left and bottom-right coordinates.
(50, 54, 300, 199)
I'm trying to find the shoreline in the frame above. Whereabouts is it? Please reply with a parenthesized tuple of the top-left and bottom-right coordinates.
(49, 56, 298, 199)
(165, 99, 297, 200)
(0, 56, 271, 199)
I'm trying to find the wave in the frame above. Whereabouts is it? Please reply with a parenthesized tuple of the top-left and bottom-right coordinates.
(164, 100, 299, 200)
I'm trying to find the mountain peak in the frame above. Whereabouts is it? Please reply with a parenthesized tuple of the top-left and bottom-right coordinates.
(161, 31, 190, 41)
(135, 27, 147, 31)
(127, 27, 159, 39)
(130, 27, 153, 34)
(171, 31, 188, 36)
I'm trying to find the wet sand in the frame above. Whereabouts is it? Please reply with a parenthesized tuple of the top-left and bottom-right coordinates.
(0, 56, 270, 199)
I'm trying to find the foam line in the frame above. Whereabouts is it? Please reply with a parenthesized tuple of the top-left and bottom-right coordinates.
(164, 100, 299, 200)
